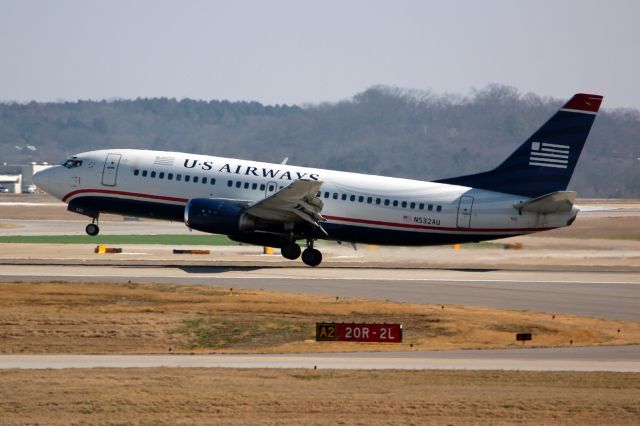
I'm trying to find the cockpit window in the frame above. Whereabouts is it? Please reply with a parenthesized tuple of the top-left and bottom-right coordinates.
(62, 159, 83, 169)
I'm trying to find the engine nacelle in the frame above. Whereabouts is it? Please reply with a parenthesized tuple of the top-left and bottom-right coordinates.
(184, 198, 255, 235)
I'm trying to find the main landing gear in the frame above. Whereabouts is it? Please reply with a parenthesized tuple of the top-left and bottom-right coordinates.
(85, 217, 100, 236)
(301, 245, 322, 267)
(280, 240, 323, 267)
(281, 242, 301, 260)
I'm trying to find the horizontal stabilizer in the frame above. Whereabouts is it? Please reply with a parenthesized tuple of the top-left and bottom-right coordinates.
(513, 191, 577, 214)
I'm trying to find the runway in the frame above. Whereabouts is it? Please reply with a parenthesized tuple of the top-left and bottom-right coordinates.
(2, 262, 639, 321)
(0, 218, 193, 235)
(1, 199, 639, 371)
(1, 345, 638, 371)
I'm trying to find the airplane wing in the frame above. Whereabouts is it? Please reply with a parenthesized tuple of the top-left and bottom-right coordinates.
(245, 179, 327, 235)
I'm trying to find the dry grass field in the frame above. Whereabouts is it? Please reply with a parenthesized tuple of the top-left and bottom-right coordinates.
(1, 197, 639, 424)
(1, 368, 639, 425)
(1, 281, 638, 354)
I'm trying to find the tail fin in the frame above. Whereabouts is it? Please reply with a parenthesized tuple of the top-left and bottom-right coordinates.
(436, 93, 603, 197)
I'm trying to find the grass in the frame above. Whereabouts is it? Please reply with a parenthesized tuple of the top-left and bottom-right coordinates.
(0, 234, 235, 245)
(176, 316, 307, 349)
(460, 242, 505, 249)
(0, 281, 638, 354)
(0, 368, 638, 424)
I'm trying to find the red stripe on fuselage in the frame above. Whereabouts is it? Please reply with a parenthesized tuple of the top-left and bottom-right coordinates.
(62, 188, 188, 204)
(323, 215, 553, 234)
(63, 188, 553, 234)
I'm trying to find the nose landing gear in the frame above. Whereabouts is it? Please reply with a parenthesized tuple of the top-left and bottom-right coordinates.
(85, 217, 100, 236)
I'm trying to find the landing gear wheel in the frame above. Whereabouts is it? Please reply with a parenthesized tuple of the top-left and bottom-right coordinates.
(281, 243, 301, 260)
(85, 223, 100, 236)
(301, 248, 322, 267)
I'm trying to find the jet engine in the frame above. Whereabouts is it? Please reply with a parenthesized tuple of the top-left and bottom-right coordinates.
(184, 198, 256, 235)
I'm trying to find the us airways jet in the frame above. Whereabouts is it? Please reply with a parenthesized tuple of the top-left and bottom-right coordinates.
(33, 93, 602, 266)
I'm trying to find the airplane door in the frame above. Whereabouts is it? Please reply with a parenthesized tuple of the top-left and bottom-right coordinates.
(456, 196, 474, 228)
(265, 181, 278, 197)
(101, 153, 121, 186)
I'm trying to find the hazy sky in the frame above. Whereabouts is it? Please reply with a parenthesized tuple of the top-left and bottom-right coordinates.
(1, 0, 638, 108)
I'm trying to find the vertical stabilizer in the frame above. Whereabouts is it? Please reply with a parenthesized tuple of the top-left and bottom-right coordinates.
(436, 93, 603, 197)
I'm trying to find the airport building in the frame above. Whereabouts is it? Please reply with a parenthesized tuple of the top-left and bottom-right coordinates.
(0, 163, 51, 193)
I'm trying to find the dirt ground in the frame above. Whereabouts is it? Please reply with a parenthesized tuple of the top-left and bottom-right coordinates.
(1, 368, 638, 425)
(1, 281, 638, 354)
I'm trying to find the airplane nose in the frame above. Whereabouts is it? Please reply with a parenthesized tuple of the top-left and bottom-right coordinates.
(32, 167, 51, 189)
(33, 165, 63, 198)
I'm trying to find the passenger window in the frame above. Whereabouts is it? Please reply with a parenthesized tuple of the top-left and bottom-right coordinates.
(401, 201, 407, 208)
(185, 175, 191, 182)
(333, 193, 338, 200)
(410, 202, 416, 209)
(168, 173, 173, 180)
(392, 200, 398, 207)
(244, 182, 250, 189)
(419, 203, 424, 210)
(133, 169, 139, 176)
(176, 174, 182, 181)
(210, 178, 216, 185)
(236, 181, 242, 188)
(367, 197, 372, 204)
(341, 194, 347, 201)
(436, 205, 442, 212)
(359, 196, 364, 202)
(202, 177, 207, 184)
(268, 184, 275, 191)
(253, 183, 258, 190)
(428, 204, 433, 211)
(142, 170, 148, 177)
(150, 171, 156, 178)
(350, 195, 355, 202)
(324, 192, 330, 198)
(159, 172, 164, 179)
(384, 199, 390, 206)
(193, 176, 199, 183)
(376, 198, 381, 205)
(227, 180, 233, 187)
(260, 184, 265, 191)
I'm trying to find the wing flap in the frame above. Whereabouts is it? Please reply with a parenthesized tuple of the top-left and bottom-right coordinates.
(246, 179, 327, 234)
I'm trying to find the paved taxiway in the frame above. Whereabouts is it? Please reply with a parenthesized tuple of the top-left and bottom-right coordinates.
(2, 198, 639, 371)
(1, 263, 638, 321)
(1, 345, 638, 371)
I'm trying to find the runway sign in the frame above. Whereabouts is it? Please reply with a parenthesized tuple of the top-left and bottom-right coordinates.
(316, 323, 402, 343)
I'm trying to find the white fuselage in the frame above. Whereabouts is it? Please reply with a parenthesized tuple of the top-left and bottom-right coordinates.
(35, 149, 577, 245)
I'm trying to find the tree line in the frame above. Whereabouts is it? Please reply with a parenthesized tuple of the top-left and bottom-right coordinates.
(1, 84, 638, 197)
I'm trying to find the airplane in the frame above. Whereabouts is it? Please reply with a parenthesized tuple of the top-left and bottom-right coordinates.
(33, 93, 602, 267)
